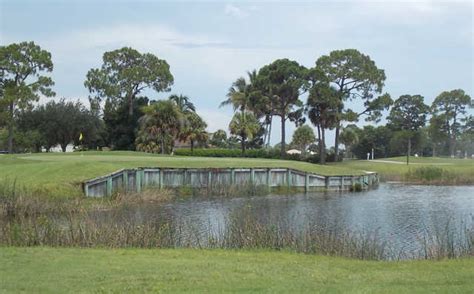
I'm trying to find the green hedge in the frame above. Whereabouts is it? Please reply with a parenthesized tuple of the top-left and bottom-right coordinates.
(174, 148, 320, 163)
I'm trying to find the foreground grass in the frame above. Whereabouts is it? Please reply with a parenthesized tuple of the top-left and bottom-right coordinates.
(0, 151, 361, 197)
(337, 156, 474, 184)
(1, 247, 473, 293)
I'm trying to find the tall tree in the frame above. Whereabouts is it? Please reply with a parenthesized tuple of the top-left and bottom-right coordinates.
(136, 100, 183, 154)
(0, 41, 55, 153)
(431, 89, 472, 157)
(103, 97, 148, 150)
(388, 95, 429, 165)
(229, 111, 260, 154)
(179, 111, 208, 152)
(290, 125, 316, 153)
(210, 129, 228, 148)
(315, 49, 389, 161)
(84, 47, 173, 116)
(306, 82, 340, 164)
(257, 59, 308, 157)
(339, 124, 359, 159)
(169, 94, 196, 114)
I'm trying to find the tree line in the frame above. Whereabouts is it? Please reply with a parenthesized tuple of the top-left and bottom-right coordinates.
(0, 41, 472, 163)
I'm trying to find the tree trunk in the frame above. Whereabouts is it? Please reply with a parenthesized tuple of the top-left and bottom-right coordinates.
(7, 101, 14, 154)
(267, 116, 272, 147)
(407, 137, 411, 165)
(432, 144, 436, 157)
(334, 122, 340, 162)
(61, 144, 67, 153)
(191, 139, 194, 153)
(280, 115, 286, 158)
(241, 134, 246, 154)
(321, 127, 326, 164)
(128, 95, 134, 116)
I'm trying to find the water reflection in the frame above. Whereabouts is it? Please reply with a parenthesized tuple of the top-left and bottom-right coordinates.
(114, 184, 474, 256)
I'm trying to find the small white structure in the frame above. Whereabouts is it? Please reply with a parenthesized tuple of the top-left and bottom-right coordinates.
(286, 149, 302, 155)
(42, 144, 75, 153)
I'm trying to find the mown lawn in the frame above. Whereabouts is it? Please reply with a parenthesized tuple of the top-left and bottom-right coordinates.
(1, 247, 473, 293)
(336, 156, 474, 183)
(0, 151, 361, 197)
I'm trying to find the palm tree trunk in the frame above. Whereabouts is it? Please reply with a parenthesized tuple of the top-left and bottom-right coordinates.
(321, 126, 326, 164)
(267, 116, 272, 147)
(191, 139, 194, 153)
(280, 115, 286, 157)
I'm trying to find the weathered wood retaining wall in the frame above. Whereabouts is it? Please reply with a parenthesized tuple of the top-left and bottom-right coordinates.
(83, 168, 379, 197)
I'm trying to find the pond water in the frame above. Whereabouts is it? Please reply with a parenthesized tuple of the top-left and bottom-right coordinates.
(113, 184, 474, 258)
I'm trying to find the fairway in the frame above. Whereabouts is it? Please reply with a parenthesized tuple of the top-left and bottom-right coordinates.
(336, 156, 474, 184)
(0, 247, 472, 293)
(0, 151, 362, 196)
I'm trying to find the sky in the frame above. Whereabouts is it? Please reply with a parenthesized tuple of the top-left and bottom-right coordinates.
(1, 0, 473, 146)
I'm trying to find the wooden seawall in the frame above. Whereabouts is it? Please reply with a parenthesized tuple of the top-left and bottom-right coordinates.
(83, 167, 379, 197)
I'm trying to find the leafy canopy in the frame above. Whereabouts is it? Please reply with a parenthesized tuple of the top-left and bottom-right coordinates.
(84, 47, 173, 115)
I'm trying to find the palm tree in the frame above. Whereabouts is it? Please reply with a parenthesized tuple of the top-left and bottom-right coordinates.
(136, 100, 184, 154)
(179, 112, 208, 152)
(169, 94, 196, 114)
(229, 111, 260, 153)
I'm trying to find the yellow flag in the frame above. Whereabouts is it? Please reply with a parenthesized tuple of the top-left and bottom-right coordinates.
(79, 132, 83, 141)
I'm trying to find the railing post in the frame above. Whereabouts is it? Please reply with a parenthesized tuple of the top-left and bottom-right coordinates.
(250, 168, 254, 184)
(287, 169, 292, 189)
(84, 183, 89, 197)
(267, 169, 271, 192)
(208, 170, 212, 188)
(136, 169, 142, 193)
(159, 169, 163, 189)
(122, 170, 128, 192)
(305, 172, 309, 192)
(341, 177, 344, 191)
(231, 168, 235, 185)
(106, 177, 113, 196)
(183, 168, 187, 186)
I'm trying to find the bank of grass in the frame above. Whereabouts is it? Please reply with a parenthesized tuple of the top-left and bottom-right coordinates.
(1, 247, 473, 293)
(0, 151, 361, 197)
(337, 156, 474, 184)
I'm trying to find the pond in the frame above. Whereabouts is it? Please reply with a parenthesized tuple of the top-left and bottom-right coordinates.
(117, 183, 474, 258)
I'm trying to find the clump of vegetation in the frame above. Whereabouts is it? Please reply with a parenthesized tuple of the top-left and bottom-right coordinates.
(1, 183, 472, 260)
(349, 183, 362, 192)
(405, 166, 458, 184)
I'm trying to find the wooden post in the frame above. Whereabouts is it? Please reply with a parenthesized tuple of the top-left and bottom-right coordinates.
(325, 176, 329, 189)
(208, 170, 212, 188)
(136, 169, 142, 193)
(183, 168, 187, 186)
(84, 183, 89, 197)
(287, 169, 292, 189)
(122, 170, 128, 192)
(250, 168, 254, 184)
(159, 169, 163, 189)
(341, 177, 344, 191)
(106, 177, 113, 196)
(305, 172, 309, 192)
(266, 169, 271, 192)
(231, 168, 235, 185)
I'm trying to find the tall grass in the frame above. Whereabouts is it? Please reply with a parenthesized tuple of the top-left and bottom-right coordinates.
(404, 166, 471, 185)
(1, 182, 472, 260)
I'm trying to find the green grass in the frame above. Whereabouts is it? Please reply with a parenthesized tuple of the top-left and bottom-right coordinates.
(1, 247, 473, 293)
(336, 156, 474, 184)
(0, 151, 360, 197)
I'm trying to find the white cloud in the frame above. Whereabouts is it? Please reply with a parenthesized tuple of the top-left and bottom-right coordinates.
(224, 4, 248, 18)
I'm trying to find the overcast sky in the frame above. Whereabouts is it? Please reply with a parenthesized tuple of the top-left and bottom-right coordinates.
(1, 0, 472, 145)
